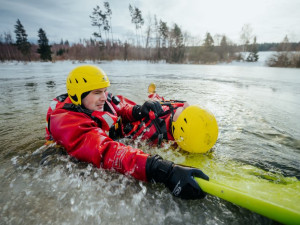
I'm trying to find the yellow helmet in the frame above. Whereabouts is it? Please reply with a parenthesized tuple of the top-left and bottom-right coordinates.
(172, 105, 218, 153)
(66, 65, 110, 105)
(148, 83, 156, 94)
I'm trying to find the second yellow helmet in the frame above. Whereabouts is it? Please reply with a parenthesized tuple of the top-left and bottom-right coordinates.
(172, 105, 218, 153)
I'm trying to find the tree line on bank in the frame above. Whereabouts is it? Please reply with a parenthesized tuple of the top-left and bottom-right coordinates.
(0, 2, 299, 67)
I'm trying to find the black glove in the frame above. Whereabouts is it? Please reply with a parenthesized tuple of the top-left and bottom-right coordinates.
(132, 101, 164, 120)
(146, 155, 209, 200)
(141, 100, 164, 118)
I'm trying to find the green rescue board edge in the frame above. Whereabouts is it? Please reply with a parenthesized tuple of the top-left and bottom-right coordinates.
(196, 178, 300, 225)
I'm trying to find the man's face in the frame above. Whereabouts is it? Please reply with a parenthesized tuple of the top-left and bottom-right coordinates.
(82, 88, 107, 111)
(173, 102, 190, 121)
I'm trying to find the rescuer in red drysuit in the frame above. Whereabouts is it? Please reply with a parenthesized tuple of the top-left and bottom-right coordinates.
(46, 65, 209, 199)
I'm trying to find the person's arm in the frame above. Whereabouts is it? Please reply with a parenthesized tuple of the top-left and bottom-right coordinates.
(50, 109, 208, 199)
(109, 95, 140, 122)
(110, 95, 164, 122)
(50, 109, 149, 181)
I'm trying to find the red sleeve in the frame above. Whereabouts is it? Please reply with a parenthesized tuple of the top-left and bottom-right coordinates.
(50, 109, 149, 181)
(110, 95, 138, 122)
(148, 93, 165, 101)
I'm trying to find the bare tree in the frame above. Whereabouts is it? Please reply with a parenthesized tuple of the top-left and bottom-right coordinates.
(154, 15, 160, 49)
(145, 14, 152, 49)
(240, 24, 253, 52)
(0, 31, 15, 61)
(214, 34, 222, 46)
(267, 35, 295, 67)
(278, 35, 291, 52)
(4, 31, 13, 44)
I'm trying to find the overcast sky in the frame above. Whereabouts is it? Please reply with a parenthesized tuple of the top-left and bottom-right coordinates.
(1, 0, 300, 45)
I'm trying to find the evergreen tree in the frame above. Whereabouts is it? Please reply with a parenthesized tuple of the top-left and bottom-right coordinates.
(90, 2, 112, 44)
(246, 36, 259, 62)
(129, 4, 144, 46)
(14, 19, 31, 59)
(168, 24, 184, 63)
(37, 28, 52, 61)
(219, 35, 229, 60)
(203, 32, 214, 51)
(172, 24, 184, 48)
(220, 36, 228, 49)
(90, 5, 106, 44)
(200, 32, 219, 63)
(64, 40, 70, 46)
(159, 20, 168, 48)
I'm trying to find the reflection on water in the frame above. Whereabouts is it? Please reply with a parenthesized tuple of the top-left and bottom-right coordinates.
(0, 60, 299, 225)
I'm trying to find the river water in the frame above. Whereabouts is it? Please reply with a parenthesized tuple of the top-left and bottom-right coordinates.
(0, 56, 300, 225)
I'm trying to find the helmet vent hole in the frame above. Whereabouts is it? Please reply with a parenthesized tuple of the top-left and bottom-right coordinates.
(172, 125, 175, 133)
(70, 95, 78, 102)
(181, 127, 184, 132)
(75, 79, 78, 83)
(69, 79, 72, 83)
(184, 118, 187, 123)
(83, 78, 87, 83)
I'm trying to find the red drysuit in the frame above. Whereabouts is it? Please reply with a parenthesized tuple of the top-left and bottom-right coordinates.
(46, 92, 184, 182)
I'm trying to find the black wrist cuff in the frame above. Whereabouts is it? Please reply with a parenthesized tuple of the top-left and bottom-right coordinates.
(146, 155, 174, 183)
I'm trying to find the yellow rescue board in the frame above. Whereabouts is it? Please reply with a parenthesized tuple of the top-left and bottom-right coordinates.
(183, 155, 300, 225)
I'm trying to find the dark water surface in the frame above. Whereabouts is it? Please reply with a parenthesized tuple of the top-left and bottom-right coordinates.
(0, 60, 299, 224)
